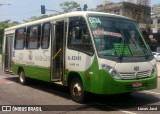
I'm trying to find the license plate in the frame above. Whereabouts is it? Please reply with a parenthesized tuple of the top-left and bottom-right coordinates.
(132, 82, 142, 87)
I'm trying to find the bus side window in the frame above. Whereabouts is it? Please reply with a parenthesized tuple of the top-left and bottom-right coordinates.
(68, 17, 94, 55)
(41, 23, 50, 49)
(14, 28, 26, 49)
(26, 25, 41, 49)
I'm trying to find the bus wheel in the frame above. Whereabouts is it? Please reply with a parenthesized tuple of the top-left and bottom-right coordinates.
(70, 78, 85, 103)
(119, 92, 132, 97)
(19, 69, 26, 85)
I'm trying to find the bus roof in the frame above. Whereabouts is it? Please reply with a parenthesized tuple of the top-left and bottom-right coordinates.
(5, 11, 133, 31)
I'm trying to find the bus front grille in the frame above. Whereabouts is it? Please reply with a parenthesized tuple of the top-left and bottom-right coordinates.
(120, 70, 151, 79)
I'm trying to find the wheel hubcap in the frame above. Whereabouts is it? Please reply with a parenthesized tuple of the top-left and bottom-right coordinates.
(20, 72, 24, 83)
(73, 83, 81, 98)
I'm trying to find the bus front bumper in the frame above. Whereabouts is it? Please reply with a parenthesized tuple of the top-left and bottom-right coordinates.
(99, 70, 157, 94)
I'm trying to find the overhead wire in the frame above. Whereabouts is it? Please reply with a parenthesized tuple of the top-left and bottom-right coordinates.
(0, 10, 41, 17)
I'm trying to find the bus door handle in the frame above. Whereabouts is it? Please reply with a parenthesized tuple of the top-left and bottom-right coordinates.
(52, 48, 61, 60)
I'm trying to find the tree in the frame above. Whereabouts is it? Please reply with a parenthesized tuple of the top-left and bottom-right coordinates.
(0, 20, 18, 51)
(60, 1, 80, 13)
(23, 14, 54, 23)
(0, 20, 18, 28)
(23, 15, 49, 23)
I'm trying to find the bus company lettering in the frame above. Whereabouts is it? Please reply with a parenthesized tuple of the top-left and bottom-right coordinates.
(69, 63, 80, 67)
(35, 55, 50, 61)
(68, 56, 81, 61)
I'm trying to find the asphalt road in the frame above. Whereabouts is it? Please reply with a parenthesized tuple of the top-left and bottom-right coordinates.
(0, 68, 160, 114)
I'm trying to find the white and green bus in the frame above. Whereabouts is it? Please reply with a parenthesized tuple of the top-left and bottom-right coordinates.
(2, 11, 157, 103)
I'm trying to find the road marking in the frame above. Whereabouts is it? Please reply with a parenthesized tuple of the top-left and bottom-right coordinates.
(107, 107, 136, 114)
(144, 91, 160, 95)
(92, 102, 136, 114)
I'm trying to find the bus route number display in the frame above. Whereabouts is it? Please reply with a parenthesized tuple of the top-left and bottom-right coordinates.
(114, 43, 131, 56)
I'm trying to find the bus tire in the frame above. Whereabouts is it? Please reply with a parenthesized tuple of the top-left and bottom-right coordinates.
(119, 92, 132, 97)
(70, 78, 85, 103)
(123, 92, 132, 96)
(19, 69, 26, 85)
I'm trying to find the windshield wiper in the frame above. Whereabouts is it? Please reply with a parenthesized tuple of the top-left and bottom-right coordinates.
(118, 38, 125, 61)
(141, 45, 149, 59)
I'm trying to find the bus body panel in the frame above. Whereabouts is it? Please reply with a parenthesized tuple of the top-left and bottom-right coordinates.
(66, 49, 101, 93)
(65, 53, 157, 94)
(99, 69, 157, 94)
(11, 44, 51, 82)
(12, 64, 51, 82)
(66, 49, 94, 71)
(12, 49, 51, 67)
(97, 58, 157, 94)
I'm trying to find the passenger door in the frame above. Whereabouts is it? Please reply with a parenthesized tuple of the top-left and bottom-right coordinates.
(51, 20, 66, 82)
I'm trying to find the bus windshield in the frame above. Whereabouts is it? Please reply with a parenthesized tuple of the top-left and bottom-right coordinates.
(88, 15, 151, 57)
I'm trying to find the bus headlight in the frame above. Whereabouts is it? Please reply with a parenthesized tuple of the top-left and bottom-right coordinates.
(101, 64, 121, 79)
(151, 65, 157, 76)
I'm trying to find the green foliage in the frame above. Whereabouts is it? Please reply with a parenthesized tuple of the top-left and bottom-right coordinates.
(0, 20, 17, 29)
(0, 29, 4, 44)
(60, 1, 80, 13)
(23, 14, 54, 23)
(0, 20, 19, 47)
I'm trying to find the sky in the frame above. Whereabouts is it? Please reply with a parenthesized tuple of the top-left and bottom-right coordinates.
(0, 0, 158, 23)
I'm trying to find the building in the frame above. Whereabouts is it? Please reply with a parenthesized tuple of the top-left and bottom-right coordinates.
(123, 0, 137, 4)
(123, 0, 150, 6)
(96, 1, 151, 32)
(137, 0, 150, 6)
(151, 3, 160, 14)
(151, 3, 160, 33)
